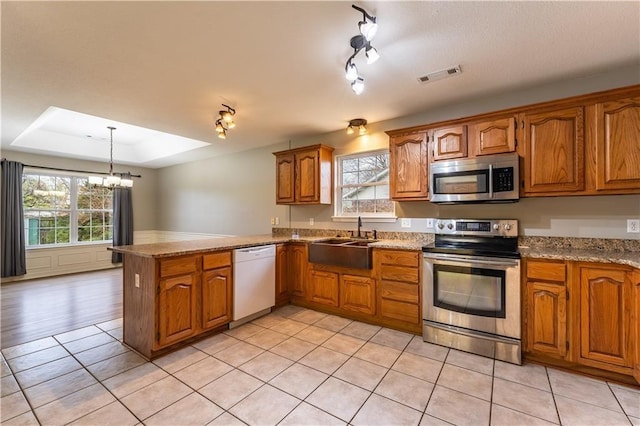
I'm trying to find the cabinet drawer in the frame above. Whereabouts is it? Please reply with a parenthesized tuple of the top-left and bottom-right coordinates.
(526, 260, 566, 282)
(380, 265, 419, 283)
(160, 256, 199, 278)
(380, 281, 418, 304)
(380, 299, 420, 323)
(377, 250, 420, 267)
(203, 251, 232, 270)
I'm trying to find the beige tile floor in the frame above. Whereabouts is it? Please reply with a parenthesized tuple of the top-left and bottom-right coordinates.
(1, 305, 639, 425)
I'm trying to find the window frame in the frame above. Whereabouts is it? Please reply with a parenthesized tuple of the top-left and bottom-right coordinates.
(22, 169, 114, 248)
(333, 149, 396, 222)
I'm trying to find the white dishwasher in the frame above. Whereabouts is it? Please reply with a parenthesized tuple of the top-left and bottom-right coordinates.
(231, 244, 276, 327)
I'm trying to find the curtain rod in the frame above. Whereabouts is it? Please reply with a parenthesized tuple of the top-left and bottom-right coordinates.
(1, 159, 142, 178)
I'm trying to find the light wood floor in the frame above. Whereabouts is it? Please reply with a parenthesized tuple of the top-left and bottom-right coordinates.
(0, 268, 123, 349)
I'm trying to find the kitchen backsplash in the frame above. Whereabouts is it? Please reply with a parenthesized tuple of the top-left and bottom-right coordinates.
(273, 228, 640, 252)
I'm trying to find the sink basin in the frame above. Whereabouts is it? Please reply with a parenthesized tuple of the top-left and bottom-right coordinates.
(308, 238, 375, 269)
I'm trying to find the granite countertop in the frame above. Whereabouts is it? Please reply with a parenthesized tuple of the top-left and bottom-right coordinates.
(519, 247, 639, 269)
(109, 235, 425, 258)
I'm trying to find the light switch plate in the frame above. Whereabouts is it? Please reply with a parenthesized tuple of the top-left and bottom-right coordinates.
(401, 218, 411, 228)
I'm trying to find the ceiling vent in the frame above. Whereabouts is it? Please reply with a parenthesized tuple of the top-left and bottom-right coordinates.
(418, 65, 462, 84)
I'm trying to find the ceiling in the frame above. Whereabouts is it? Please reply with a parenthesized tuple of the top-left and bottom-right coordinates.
(2, 1, 639, 169)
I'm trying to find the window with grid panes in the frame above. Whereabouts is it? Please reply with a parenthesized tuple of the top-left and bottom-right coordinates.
(335, 150, 395, 218)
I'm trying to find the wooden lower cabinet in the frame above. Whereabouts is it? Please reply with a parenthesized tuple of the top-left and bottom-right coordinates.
(201, 266, 232, 330)
(309, 270, 339, 307)
(576, 263, 634, 372)
(340, 274, 376, 315)
(524, 258, 639, 384)
(122, 251, 233, 360)
(524, 259, 568, 359)
(375, 249, 421, 333)
(158, 272, 198, 347)
(288, 243, 308, 300)
(275, 244, 289, 306)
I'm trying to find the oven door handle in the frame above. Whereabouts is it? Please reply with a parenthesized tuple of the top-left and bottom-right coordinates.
(423, 253, 519, 267)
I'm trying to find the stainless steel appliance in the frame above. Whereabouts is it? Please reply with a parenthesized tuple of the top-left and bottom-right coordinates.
(422, 219, 522, 364)
(429, 152, 519, 204)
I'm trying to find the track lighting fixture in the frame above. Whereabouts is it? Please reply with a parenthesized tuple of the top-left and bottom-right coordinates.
(346, 118, 367, 135)
(344, 5, 379, 95)
(214, 104, 236, 139)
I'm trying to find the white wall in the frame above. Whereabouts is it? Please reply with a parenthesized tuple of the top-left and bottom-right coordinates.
(157, 65, 640, 240)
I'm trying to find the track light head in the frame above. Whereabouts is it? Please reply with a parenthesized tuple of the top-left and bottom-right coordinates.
(365, 45, 379, 64)
(351, 77, 365, 95)
(345, 60, 358, 81)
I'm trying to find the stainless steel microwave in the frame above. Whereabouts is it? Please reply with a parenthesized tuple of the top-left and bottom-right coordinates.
(429, 152, 519, 203)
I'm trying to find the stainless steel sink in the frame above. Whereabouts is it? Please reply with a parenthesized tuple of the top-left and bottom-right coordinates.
(308, 238, 375, 269)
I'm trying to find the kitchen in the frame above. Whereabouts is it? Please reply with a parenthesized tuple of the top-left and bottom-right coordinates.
(1, 2, 640, 425)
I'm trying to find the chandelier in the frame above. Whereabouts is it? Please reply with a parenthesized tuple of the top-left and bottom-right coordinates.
(89, 126, 133, 188)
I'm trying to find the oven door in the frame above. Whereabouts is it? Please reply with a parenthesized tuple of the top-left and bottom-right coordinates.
(423, 253, 521, 339)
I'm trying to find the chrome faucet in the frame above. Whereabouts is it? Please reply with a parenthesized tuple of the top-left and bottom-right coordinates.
(357, 216, 362, 238)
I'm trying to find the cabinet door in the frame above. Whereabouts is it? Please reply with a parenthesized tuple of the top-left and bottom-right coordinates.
(469, 117, 516, 156)
(309, 270, 339, 307)
(275, 153, 295, 204)
(634, 269, 640, 383)
(522, 107, 585, 194)
(389, 133, 428, 200)
(340, 274, 376, 315)
(295, 150, 320, 203)
(595, 97, 640, 191)
(275, 244, 289, 305)
(158, 273, 198, 347)
(201, 267, 232, 330)
(288, 244, 308, 298)
(525, 282, 567, 358)
(432, 125, 468, 161)
(579, 265, 633, 368)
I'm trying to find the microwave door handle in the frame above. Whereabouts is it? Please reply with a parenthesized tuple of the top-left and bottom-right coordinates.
(488, 164, 493, 198)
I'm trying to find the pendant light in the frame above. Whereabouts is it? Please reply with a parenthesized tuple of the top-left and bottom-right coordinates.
(89, 126, 133, 188)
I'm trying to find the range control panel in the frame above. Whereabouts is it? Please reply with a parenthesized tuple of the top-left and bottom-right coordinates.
(433, 219, 518, 237)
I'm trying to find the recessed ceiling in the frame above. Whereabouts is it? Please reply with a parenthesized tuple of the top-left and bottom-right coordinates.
(2, 1, 639, 168)
(12, 107, 209, 166)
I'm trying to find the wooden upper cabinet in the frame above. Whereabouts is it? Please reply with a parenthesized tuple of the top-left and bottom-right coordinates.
(595, 97, 640, 191)
(469, 116, 517, 156)
(389, 132, 428, 200)
(431, 125, 468, 161)
(275, 153, 295, 204)
(578, 264, 633, 370)
(522, 106, 585, 195)
(274, 145, 333, 205)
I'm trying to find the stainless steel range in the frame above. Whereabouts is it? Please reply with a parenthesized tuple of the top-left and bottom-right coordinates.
(422, 219, 521, 364)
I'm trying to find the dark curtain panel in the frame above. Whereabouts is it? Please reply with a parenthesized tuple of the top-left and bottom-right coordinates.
(111, 177, 134, 263)
(1, 160, 27, 277)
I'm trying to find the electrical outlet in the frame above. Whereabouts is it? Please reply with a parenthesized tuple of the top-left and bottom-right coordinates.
(401, 218, 411, 228)
(135, 274, 140, 288)
(426, 218, 434, 229)
(270, 217, 275, 225)
(275, 217, 279, 225)
(627, 219, 640, 233)
(309, 217, 314, 226)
